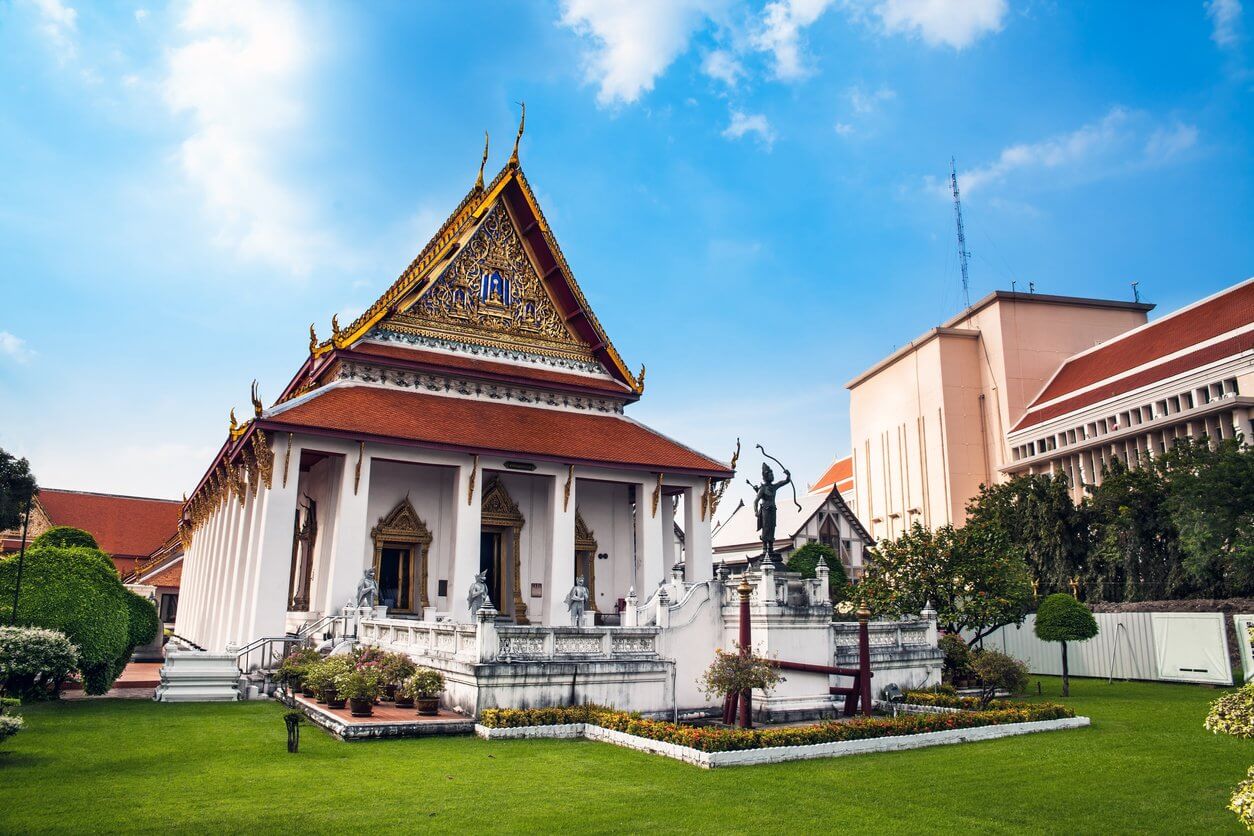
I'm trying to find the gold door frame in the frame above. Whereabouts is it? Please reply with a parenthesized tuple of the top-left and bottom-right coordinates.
(370, 497, 433, 612)
(574, 509, 599, 613)
(482, 475, 528, 624)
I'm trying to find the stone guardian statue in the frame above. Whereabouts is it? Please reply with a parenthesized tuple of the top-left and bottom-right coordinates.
(355, 568, 381, 609)
(565, 576, 590, 626)
(467, 570, 492, 616)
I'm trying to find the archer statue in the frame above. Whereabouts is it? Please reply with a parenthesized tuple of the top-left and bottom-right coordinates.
(746, 445, 800, 563)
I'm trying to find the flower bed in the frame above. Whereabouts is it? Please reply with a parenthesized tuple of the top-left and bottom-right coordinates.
(479, 701, 1076, 754)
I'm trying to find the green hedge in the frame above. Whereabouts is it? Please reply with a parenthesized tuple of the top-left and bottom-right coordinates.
(32, 527, 100, 552)
(124, 592, 160, 648)
(0, 546, 135, 694)
(479, 702, 1076, 753)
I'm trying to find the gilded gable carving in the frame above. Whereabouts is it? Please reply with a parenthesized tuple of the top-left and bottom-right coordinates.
(397, 202, 589, 358)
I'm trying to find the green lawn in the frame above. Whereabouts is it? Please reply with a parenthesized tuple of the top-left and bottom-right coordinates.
(0, 677, 1248, 834)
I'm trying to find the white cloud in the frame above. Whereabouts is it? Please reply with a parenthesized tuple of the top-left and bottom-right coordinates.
(559, 0, 730, 106)
(847, 83, 895, 114)
(865, 0, 1008, 49)
(1206, 0, 1243, 49)
(701, 48, 746, 87)
(834, 121, 854, 135)
(754, 0, 836, 80)
(26, 0, 78, 61)
(0, 332, 34, 364)
(161, 0, 338, 275)
(952, 108, 1199, 195)
(135, 7, 149, 22)
(722, 109, 776, 145)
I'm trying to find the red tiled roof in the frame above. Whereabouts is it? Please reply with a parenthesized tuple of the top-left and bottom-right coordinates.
(37, 489, 182, 559)
(1030, 281, 1254, 407)
(264, 386, 732, 476)
(1015, 330, 1254, 430)
(346, 343, 634, 396)
(810, 456, 853, 494)
(147, 563, 182, 588)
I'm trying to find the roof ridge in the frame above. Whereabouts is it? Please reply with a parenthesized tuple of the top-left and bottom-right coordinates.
(39, 488, 181, 504)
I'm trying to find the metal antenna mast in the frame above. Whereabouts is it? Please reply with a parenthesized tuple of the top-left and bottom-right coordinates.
(950, 157, 971, 309)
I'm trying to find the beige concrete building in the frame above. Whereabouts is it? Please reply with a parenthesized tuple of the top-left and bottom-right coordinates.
(846, 291, 1152, 541)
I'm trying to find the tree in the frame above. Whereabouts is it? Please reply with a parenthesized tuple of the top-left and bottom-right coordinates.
(1084, 457, 1181, 602)
(1156, 437, 1254, 598)
(785, 542, 850, 603)
(0, 545, 137, 694)
(0, 449, 37, 533)
(32, 527, 100, 552)
(970, 649, 1030, 709)
(858, 522, 1033, 646)
(965, 473, 1088, 598)
(1034, 593, 1097, 697)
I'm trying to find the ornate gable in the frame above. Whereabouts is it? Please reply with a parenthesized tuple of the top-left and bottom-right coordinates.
(388, 201, 592, 362)
(371, 496, 432, 545)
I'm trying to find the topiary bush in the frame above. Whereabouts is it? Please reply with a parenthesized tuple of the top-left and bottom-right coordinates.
(0, 626, 78, 700)
(1035, 593, 1098, 697)
(0, 545, 135, 694)
(970, 649, 1030, 709)
(786, 542, 851, 603)
(124, 592, 160, 649)
(32, 526, 100, 552)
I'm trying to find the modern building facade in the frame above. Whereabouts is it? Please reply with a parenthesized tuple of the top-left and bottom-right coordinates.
(1005, 279, 1254, 493)
(846, 291, 1153, 541)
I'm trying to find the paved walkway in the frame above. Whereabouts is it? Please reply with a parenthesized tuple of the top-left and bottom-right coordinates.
(63, 660, 164, 700)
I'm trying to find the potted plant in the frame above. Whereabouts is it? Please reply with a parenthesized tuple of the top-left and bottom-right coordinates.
(305, 657, 351, 708)
(276, 647, 321, 696)
(402, 668, 445, 716)
(335, 667, 383, 717)
(379, 652, 417, 701)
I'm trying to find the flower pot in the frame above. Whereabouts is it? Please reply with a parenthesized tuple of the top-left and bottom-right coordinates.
(303, 682, 317, 699)
(324, 687, 346, 710)
(349, 697, 374, 717)
(416, 696, 439, 716)
(383, 683, 397, 701)
(394, 694, 415, 709)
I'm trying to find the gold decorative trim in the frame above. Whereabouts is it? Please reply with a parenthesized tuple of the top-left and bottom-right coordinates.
(482, 475, 528, 624)
(467, 454, 479, 505)
(475, 131, 489, 191)
(700, 477, 711, 522)
(353, 441, 364, 495)
(706, 438, 740, 518)
(508, 101, 525, 168)
(309, 324, 318, 356)
(371, 496, 433, 612)
(250, 379, 263, 418)
(282, 432, 293, 488)
(651, 472, 663, 519)
(563, 464, 573, 512)
(575, 508, 598, 612)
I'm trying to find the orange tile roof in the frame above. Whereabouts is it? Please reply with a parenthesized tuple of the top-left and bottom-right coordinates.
(147, 563, 182, 588)
(37, 489, 182, 559)
(810, 456, 853, 494)
(1029, 280, 1254, 407)
(265, 386, 732, 476)
(346, 343, 634, 396)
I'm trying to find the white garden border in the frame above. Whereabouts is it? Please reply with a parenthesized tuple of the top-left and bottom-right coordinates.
(475, 715, 1091, 768)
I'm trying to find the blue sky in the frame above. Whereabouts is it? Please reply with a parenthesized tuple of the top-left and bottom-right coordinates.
(0, 0, 1251, 509)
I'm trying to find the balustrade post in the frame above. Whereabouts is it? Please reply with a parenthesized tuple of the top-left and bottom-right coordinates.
(476, 606, 499, 663)
(857, 603, 873, 717)
(623, 587, 639, 627)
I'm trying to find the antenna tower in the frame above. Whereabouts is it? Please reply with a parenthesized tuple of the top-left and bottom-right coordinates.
(950, 157, 971, 309)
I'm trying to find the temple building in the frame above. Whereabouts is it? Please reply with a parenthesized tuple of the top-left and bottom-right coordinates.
(174, 136, 737, 655)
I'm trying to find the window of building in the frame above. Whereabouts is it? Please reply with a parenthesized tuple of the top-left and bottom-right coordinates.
(159, 593, 178, 623)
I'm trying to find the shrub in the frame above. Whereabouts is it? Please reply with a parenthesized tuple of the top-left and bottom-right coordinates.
(698, 645, 783, 700)
(400, 667, 445, 699)
(970, 649, 1030, 709)
(0, 546, 133, 695)
(1230, 767, 1254, 831)
(786, 542, 851, 602)
(32, 526, 99, 552)
(124, 593, 160, 649)
(378, 651, 417, 686)
(0, 626, 78, 700)
(1035, 593, 1098, 697)
(334, 667, 383, 701)
(1205, 683, 1254, 739)
(274, 647, 321, 687)
(0, 713, 23, 745)
(304, 656, 353, 694)
(939, 633, 973, 683)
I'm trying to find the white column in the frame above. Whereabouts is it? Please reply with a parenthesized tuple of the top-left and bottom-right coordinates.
(682, 484, 713, 583)
(661, 496, 677, 571)
(449, 458, 483, 623)
(198, 502, 228, 647)
(245, 437, 303, 642)
(546, 472, 576, 626)
(635, 475, 665, 594)
(223, 488, 258, 647)
(211, 495, 244, 651)
(1234, 407, 1252, 443)
(322, 448, 373, 620)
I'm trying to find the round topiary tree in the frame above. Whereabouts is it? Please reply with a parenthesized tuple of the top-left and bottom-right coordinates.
(785, 542, 851, 603)
(1034, 593, 1098, 697)
(32, 526, 99, 551)
(0, 546, 133, 694)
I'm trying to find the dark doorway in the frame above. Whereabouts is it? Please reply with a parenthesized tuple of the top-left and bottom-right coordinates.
(379, 545, 413, 611)
(479, 530, 503, 610)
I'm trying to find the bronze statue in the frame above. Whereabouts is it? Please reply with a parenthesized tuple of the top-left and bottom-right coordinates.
(746, 445, 799, 563)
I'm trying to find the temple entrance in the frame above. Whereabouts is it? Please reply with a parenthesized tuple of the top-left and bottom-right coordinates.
(479, 530, 504, 612)
(574, 509, 599, 622)
(371, 497, 432, 616)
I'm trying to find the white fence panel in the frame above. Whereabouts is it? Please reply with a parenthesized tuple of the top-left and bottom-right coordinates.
(1235, 615, 1254, 683)
(979, 612, 1232, 685)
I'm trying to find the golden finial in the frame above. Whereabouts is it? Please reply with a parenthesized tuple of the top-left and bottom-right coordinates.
(229, 408, 239, 434)
(475, 131, 489, 190)
(636, 363, 646, 394)
(309, 323, 318, 355)
(331, 313, 342, 345)
(250, 379, 263, 418)
(509, 101, 525, 167)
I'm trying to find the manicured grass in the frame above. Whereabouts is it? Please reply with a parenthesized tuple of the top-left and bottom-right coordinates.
(0, 677, 1247, 834)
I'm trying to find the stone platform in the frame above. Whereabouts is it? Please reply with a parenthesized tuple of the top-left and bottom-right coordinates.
(293, 694, 474, 741)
